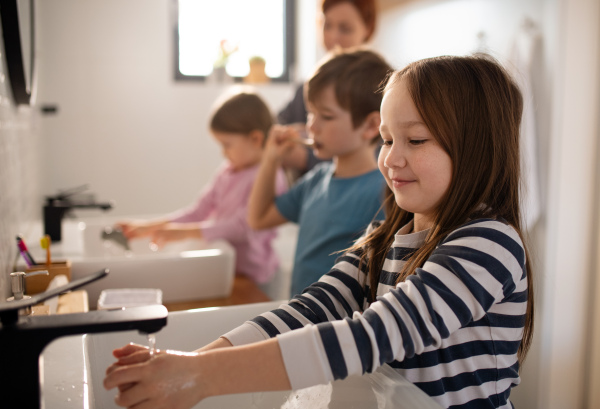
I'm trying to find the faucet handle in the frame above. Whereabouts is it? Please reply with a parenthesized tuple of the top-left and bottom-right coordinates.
(53, 183, 90, 201)
(25, 270, 50, 278)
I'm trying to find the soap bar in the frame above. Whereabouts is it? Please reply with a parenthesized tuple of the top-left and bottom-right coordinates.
(31, 305, 51, 315)
(57, 290, 89, 314)
(44, 274, 69, 314)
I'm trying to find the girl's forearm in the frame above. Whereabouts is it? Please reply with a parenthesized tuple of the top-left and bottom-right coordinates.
(200, 338, 291, 397)
(194, 336, 232, 353)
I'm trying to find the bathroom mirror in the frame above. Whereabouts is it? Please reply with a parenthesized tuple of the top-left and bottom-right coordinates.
(0, 0, 34, 105)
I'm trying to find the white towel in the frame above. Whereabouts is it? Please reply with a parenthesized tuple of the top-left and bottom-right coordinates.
(508, 20, 542, 231)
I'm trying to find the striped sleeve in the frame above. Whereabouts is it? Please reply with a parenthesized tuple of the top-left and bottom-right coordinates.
(278, 220, 527, 391)
(221, 236, 371, 346)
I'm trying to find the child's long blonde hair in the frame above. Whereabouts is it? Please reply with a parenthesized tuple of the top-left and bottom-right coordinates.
(353, 54, 534, 365)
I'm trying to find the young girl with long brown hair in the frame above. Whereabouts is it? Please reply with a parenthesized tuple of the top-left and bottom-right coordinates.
(104, 54, 533, 409)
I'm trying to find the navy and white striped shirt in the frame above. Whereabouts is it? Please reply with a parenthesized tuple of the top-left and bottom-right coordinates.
(224, 218, 528, 409)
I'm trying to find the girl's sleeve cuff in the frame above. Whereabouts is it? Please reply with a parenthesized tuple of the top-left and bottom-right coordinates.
(221, 322, 270, 346)
(276, 325, 333, 390)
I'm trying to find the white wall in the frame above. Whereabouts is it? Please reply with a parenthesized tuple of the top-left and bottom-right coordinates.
(0, 104, 39, 303)
(541, 0, 599, 408)
(35, 0, 320, 218)
(0, 17, 41, 299)
(590, 181, 600, 408)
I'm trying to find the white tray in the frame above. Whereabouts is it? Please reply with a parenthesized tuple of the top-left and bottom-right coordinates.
(98, 288, 162, 310)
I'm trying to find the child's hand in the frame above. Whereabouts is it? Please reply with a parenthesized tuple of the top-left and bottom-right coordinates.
(150, 223, 203, 248)
(265, 125, 306, 162)
(104, 344, 206, 409)
(117, 220, 167, 239)
(108, 343, 151, 368)
(106, 343, 151, 394)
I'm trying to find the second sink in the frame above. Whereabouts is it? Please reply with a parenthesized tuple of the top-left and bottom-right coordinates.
(71, 219, 235, 309)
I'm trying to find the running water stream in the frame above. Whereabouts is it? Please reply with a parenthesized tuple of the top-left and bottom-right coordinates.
(147, 333, 157, 358)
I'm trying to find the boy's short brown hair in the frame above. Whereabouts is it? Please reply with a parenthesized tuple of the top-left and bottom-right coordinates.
(306, 48, 392, 129)
(210, 92, 273, 138)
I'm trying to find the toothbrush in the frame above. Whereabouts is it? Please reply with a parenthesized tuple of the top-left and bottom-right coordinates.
(293, 138, 315, 147)
(17, 247, 33, 268)
(16, 235, 36, 267)
(40, 235, 52, 268)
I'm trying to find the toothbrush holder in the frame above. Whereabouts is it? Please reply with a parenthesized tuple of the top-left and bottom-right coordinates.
(24, 260, 72, 294)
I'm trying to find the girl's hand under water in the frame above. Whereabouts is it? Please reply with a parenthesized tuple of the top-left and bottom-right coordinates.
(104, 338, 290, 409)
(105, 343, 206, 409)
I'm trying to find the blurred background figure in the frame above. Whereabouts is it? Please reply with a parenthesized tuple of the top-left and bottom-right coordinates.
(277, 0, 378, 175)
(117, 92, 288, 299)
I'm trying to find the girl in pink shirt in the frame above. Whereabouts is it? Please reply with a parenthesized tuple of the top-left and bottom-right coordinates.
(118, 92, 288, 291)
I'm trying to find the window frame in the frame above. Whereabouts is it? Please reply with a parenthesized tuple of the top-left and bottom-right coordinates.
(172, 0, 296, 83)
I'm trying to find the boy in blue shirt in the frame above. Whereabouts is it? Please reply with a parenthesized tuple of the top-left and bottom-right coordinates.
(248, 49, 391, 296)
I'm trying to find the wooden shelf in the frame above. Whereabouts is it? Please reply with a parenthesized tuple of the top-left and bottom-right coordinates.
(163, 275, 271, 312)
(31, 276, 269, 314)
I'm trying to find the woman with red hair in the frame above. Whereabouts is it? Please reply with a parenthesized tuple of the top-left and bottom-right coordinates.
(278, 0, 379, 174)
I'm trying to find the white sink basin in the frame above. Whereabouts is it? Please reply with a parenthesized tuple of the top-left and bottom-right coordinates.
(23, 216, 300, 306)
(42, 302, 442, 409)
(24, 217, 235, 309)
(70, 219, 235, 309)
(71, 241, 234, 309)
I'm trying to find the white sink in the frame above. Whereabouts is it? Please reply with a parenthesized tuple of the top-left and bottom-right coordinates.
(42, 302, 442, 409)
(70, 219, 235, 309)
(22, 215, 301, 306)
(20, 217, 236, 309)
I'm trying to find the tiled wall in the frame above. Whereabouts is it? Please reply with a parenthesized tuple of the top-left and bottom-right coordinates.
(0, 40, 40, 301)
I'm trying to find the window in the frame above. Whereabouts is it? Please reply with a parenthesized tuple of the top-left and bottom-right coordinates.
(174, 0, 295, 82)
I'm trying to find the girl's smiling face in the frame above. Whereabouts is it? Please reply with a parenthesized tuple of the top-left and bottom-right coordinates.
(378, 79, 453, 231)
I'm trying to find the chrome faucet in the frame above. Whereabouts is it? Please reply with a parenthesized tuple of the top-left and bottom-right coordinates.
(43, 184, 114, 241)
(0, 269, 168, 409)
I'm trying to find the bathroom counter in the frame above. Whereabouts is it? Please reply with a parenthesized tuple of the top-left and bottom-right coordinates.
(163, 275, 271, 311)
(39, 276, 269, 314)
